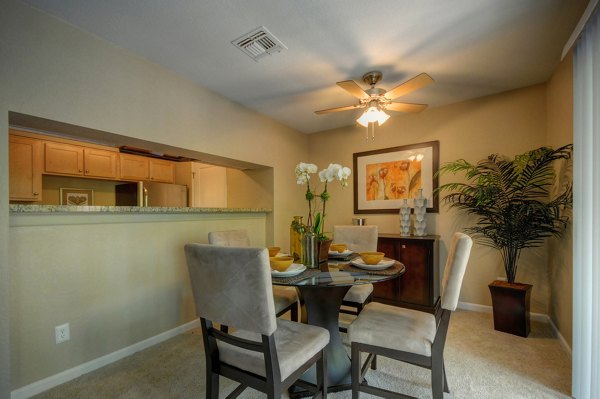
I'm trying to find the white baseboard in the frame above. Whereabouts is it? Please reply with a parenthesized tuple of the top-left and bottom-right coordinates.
(11, 318, 200, 399)
(457, 301, 571, 356)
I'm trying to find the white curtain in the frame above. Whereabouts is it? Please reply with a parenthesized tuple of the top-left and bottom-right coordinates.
(573, 7, 600, 399)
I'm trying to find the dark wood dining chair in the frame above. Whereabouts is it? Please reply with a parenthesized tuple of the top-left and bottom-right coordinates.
(348, 232, 473, 399)
(184, 243, 329, 398)
(332, 225, 378, 331)
(208, 229, 299, 323)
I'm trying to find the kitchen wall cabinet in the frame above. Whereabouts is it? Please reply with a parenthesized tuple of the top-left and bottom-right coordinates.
(375, 234, 439, 314)
(119, 154, 175, 183)
(174, 161, 227, 207)
(119, 153, 150, 180)
(9, 134, 43, 201)
(45, 142, 118, 179)
(148, 158, 174, 183)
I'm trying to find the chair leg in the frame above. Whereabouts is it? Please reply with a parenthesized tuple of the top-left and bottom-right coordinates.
(351, 343, 360, 399)
(371, 354, 377, 370)
(291, 301, 299, 322)
(443, 359, 449, 393)
(206, 369, 219, 399)
(431, 354, 444, 399)
(316, 349, 328, 398)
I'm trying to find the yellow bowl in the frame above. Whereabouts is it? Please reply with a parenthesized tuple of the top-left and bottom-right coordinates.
(269, 256, 293, 272)
(359, 252, 385, 265)
(330, 243, 347, 253)
(268, 246, 281, 257)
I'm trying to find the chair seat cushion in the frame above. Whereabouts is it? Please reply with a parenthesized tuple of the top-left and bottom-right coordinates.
(273, 286, 298, 314)
(218, 319, 329, 381)
(348, 302, 436, 356)
(344, 283, 373, 303)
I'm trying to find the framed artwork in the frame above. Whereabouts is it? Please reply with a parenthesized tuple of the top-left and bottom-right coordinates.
(353, 141, 439, 214)
(60, 188, 94, 206)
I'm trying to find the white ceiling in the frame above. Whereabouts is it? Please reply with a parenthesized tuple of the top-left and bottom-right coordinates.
(22, 0, 587, 134)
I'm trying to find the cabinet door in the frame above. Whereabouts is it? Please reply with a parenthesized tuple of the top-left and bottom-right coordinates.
(84, 148, 118, 179)
(120, 153, 149, 180)
(373, 239, 402, 301)
(45, 142, 84, 176)
(9, 135, 43, 201)
(397, 242, 431, 306)
(148, 158, 174, 183)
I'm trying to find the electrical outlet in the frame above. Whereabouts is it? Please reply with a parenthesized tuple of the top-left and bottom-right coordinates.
(55, 323, 70, 344)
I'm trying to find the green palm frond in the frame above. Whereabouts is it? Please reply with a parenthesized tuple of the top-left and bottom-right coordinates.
(437, 144, 573, 283)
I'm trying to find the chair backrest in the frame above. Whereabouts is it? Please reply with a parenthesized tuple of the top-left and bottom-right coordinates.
(208, 229, 251, 247)
(333, 225, 378, 252)
(184, 243, 277, 335)
(440, 232, 473, 311)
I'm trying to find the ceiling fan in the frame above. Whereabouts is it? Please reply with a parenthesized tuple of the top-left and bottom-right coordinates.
(315, 71, 434, 127)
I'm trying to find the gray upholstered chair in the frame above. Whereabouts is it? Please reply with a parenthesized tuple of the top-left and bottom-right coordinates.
(332, 225, 378, 328)
(208, 230, 299, 323)
(348, 232, 473, 399)
(184, 244, 329, 398)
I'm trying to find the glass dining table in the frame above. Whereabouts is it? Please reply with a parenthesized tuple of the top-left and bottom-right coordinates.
(272, 257, 405, 395)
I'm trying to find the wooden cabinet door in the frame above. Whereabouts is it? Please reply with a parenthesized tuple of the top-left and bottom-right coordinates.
(375, 235, 439, 312)
(84, 148, 118, 179)
(148, 158, 174, 183)
(120, 153, 149, 180)
(45, 142, 84, 176)
(9, 135, 42, 201)
(397, 241, 431, 306)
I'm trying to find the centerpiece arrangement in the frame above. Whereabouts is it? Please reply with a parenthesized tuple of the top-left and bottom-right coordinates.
(294, 162, 351, 267)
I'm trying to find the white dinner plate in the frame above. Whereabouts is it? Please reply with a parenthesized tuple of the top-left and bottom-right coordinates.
(349, 258, 395, 270)
(271, 263, 306, 277)
(328, 249, 353, 258)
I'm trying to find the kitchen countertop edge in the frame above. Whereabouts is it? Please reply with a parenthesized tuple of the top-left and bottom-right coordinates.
(10, 204, 272, 214)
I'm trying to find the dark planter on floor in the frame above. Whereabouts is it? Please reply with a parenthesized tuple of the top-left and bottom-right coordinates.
(488, 280, 532, 337)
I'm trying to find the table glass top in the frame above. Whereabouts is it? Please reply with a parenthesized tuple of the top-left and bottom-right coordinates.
(272, 259, 404, 287)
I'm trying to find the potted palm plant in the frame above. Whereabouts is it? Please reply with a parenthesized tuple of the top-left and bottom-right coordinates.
(436, 144, 572, 336)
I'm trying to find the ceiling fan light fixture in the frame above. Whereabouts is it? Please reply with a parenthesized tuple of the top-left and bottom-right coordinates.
(356, 106, 389, 127)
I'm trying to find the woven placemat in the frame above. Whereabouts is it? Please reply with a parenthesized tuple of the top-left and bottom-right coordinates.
(339, 260, 405, 276)
(271, 268, 321, 284)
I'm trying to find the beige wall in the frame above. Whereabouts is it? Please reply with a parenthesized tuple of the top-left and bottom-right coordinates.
(0, 0, 307, 390)
(309, 85, 551, 313)
(546, 51, 574, 347)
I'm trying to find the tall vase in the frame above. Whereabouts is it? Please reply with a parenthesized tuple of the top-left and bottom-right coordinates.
(302, 224, 319, 269)
(413, 189, 427, 236)
(290, 216, 304, 262)
(399, 198, 411, 236)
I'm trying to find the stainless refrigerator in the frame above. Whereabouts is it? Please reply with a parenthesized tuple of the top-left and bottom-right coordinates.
(115, 181, 188, 207)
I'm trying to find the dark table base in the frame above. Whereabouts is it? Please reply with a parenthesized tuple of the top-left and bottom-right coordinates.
(290, 284, 352, 396)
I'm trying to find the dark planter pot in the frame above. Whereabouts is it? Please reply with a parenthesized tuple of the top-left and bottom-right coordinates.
(318, 239, 332, 263)
(488, 280, 532, 337)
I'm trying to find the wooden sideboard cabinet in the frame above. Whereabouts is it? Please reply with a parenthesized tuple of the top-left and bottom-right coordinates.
(375, 234, 439, 314)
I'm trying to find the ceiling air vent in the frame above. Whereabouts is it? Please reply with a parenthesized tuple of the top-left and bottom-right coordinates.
(231, 26, 287, 61)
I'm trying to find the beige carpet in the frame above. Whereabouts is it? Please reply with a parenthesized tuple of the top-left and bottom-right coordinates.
(33, 310, 571, 399)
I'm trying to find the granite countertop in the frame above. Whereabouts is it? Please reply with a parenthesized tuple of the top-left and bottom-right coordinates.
(9, 204, 272, 214)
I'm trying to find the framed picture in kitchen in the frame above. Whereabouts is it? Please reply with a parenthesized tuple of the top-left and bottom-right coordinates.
(60, 188, 94, 206)
(353, 141, 439, 214)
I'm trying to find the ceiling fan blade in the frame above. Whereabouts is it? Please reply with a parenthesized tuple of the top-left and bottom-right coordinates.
(336, 80, 369, 99)
(314, 104, 362, 115)
(384, 73, 434, 100)
(386, 102, 428, 113)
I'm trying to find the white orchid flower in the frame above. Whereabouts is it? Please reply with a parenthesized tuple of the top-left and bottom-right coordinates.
(295, 162, 318, 185)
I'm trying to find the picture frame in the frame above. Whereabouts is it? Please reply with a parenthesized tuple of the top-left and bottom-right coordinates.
(60, 188, 94, 206)
(353, 140, 439, 214)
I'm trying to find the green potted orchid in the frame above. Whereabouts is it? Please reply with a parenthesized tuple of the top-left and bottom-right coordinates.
(295, 162, 351, 266)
